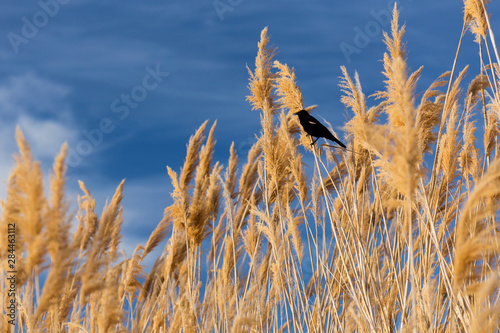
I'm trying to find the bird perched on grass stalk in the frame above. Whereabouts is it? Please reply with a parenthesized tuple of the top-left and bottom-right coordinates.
(294, 109, 346, 148)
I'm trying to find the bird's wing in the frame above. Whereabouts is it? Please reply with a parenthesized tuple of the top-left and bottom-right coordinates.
(306, 115, 320, 125)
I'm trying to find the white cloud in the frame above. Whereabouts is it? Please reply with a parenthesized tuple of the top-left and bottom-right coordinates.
(0, 73, 76, 199)
(18, 114, 76, 158)
(0, 72, 71, 117)
(0, 72, 171, 272)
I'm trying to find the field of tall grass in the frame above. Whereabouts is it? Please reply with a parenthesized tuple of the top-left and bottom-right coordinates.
(2, 2, 500, 332)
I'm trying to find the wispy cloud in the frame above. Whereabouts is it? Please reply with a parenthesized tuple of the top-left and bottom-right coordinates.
(18, 115, 76, 157)
(0, 72, 76, 198)
(0, 72, 71, 117)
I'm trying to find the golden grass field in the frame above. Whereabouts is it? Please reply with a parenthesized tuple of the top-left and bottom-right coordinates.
(2, 1, 500, 332)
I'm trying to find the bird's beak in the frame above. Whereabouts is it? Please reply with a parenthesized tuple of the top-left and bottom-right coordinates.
(293, 112, 299, 115)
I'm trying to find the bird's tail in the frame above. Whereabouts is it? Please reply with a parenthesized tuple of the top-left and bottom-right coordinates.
(328, 135, 346, 149)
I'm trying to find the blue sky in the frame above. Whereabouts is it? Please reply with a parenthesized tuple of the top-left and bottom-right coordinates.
(1, 0, 499, 263)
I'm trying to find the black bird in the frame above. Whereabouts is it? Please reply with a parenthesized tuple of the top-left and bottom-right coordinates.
(294, 110, 346, 148)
